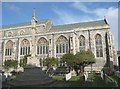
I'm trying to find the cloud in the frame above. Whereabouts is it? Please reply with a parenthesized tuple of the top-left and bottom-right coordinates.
(53, 2, 118, 49)
(53, 7, 95, 25)
(72, 2, 118, 49)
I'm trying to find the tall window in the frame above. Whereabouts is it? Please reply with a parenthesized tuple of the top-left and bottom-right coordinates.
(79, 35, 85, 51)
(37, 37, 49, 54)
(5, 40, 13, 56)
(56, 35, 69, 54)
(95, 34, 103, 57)
(20, 39, 30, 55)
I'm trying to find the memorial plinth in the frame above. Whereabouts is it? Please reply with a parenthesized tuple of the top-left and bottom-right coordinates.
(27, 56, 40, 67)
(4, 67, 55, 87)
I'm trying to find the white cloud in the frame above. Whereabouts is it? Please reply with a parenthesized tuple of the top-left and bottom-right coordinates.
(53, 2, 118, 49)
(72, 2, 118, 50)
(53, 7, 95, 25)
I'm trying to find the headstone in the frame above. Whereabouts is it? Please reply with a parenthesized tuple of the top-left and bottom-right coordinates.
(101, 71, 103, 80)
(65, 72, 71, 81)
(86, 72, 88, 79)
(84, 73, 87, 81)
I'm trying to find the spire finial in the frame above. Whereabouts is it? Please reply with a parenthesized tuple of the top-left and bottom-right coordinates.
(104, 15, 106, 20)
(33, 8, 36, 17)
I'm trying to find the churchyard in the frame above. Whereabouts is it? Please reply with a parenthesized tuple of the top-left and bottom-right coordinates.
(1, 51, 120, 87)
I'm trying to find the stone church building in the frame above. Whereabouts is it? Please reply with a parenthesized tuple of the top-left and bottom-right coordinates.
(0, 11, 117, 72)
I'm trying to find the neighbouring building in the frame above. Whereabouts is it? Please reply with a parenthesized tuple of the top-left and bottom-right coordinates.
(117, 51, 120, 70)
(0, 10, 117, 72)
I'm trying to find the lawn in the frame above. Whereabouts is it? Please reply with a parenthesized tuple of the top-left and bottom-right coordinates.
(51, 75, 80, 81)
(51, 75, 65, 81)
(109, 75, 120, 87)
(51, 74, 118, 87)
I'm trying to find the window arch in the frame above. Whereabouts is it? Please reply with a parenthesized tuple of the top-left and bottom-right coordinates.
(5, 40, 13, 56)
(37, 37, 49, 54)
(95, 34, 103, 57)
(20, 39, 30, 55)
(56, 35, 69, 54)
(79, 35, 85, 51)
(19, 30, 25, 35)
(7, 31, 12, 37)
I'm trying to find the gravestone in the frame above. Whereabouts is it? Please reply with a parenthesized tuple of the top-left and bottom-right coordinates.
(84, 73, 87, 81)
(101, 71, 103, 80)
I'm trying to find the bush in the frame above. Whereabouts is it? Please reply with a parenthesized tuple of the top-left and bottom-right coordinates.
(4, 60, 18, 69)
(11, 75, 16, 80)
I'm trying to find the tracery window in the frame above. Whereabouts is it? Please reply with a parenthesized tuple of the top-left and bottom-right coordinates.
(37, 37, 49, 54)
(20, 39, 30, 55)
(5, 40, 13, 56)
(56, 35, 69, 54)
(95, 34, 103, 57)
(7, 32, 12, 37)
(19, 30, 25, 35)
(79, 35, 85, 51)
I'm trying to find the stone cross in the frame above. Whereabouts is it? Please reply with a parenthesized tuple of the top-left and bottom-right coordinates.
(27, 8, 40, 67)
(31, 8, 37, 58)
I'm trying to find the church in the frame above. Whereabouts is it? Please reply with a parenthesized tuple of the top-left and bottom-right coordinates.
(0, 10, 117, 72)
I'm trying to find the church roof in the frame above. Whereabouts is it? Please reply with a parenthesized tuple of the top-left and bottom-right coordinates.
(2, 19, 109, 30)
(2, 19, 50, 29)
(50, 19, 109, 31)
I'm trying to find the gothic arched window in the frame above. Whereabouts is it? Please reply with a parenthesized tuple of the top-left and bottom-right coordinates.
(19, 30, 25, 35)
(7, 32, 12, 37)
(95, 34, 103, 57)
(20, 39, 30, 55)
(79, 35, 85, 51)
(5, 40, 13, 56)
(56, 35, 69, 54)
(37, 37, 49, 54)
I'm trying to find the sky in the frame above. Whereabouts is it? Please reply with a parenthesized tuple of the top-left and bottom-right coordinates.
(2, 2, 119, 50)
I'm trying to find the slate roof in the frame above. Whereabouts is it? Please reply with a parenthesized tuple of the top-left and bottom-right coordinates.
(50, 19, 108, 31)
(2, 19, 109, 31)
(2, 19, 50, 29)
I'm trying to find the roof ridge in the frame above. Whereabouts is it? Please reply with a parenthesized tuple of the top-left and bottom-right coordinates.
(53, 19, 105, 27)
(2, 19, 49, 27)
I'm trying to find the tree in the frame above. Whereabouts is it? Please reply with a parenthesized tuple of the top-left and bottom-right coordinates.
(61, 53, 75, 67)
(75, 49, 95, 76)
(12, 60, 18, 69)
(43, 57, 58, 74)
(4, 60, 12, 70)
(43, 57, 58, 67)
(4, 60, 18, 70)
(61, 53, 79, 75)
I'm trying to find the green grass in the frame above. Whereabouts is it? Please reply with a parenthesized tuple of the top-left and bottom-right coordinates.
(51, 75, 65, 81)
(11, 75, 16, 80)
(51, 74, 118, 87)
(69, 76, 80, 81)
(51, 75, 80, 81)
(109, 75, 120, 87)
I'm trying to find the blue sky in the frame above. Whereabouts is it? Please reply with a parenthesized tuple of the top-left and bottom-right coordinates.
(2, 2, 119, 50)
